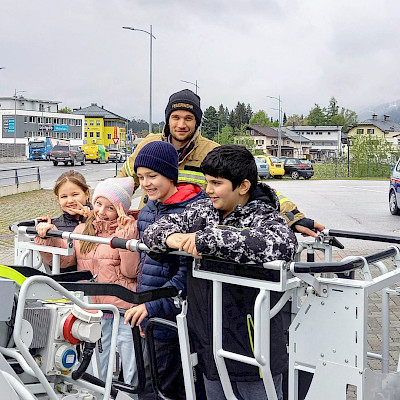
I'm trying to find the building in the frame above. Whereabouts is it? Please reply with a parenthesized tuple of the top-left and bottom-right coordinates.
(286, 125, 343, 161)
(244, 124, 311, 157)
(0, 96, 84, 156)
(347, 114, 400, 148)
(73, 103, 129, 149)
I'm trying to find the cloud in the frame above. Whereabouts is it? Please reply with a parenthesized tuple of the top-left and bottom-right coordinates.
(1, 0, 400, 123)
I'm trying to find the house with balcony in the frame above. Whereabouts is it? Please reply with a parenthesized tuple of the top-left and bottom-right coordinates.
(73, 103, 128, 149)
(244, 124, 311, 157)
(285, 125, 342, 161)
(347, 114, 400, 148)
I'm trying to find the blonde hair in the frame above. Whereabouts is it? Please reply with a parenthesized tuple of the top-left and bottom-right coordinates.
(80, 211, 97, 254)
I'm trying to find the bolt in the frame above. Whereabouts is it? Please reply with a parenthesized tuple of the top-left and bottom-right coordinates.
(321, 353, 324, 357)
(322, 288, 327, 293)
(323, 362, 326, 366)
(359, 370, 363, 375)
(345, 306, 349, 310)
(345, 359, 349, 363)
(321, 301, 325, 305)
(333, 349, 336, 353)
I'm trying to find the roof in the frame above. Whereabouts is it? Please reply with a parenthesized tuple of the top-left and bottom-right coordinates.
(286, 125, 342, 131)
(246, 124, 279, 138)
(72, 103, 127, 121)
(357, 118, 400, 133)
(247, 124, 311, 143)
(283, 130, 311, 143)
(0, 96, 60, 104)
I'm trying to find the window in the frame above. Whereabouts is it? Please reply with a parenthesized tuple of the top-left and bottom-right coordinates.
(76, 120, 81, 126)
(90, 121, 94, 126)
(96, 132, 100, 138)
(96, 120, 101, 126)
(328, 132, 331, 135)
(367, 128, 375, 134)
(256, 139, 264, 145)
(286, 140, 290, 145)
(75, 132, 81, 139)
(90, 132, 94, 138)
(29, 116, 36, 123)
(39, 104, 44, 112)
(24, 116, 28, 123)
(357, 128, 364, 134)
(107, 134, 111, 140)
(85, 121, 87, 126)
(84, 132, 87, 137)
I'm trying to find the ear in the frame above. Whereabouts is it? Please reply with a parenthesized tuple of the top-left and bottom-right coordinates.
(238, 179, 251, 195)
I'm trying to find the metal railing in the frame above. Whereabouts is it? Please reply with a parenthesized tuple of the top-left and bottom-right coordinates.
(0, 166, 41, 188)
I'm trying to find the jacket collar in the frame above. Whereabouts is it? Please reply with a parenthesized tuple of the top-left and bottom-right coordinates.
(162, 128, 201, 163)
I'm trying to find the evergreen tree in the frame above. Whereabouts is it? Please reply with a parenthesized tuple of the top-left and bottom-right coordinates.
(283, 113, 287, 126)
(202, 106, 219, 140)
(249, 110, 271, 126)
(326, 97, 339, 125)
(307, 104, 327, 126)
(214, 125, 234, 145)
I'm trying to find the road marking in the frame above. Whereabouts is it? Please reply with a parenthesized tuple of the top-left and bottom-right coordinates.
(337, 185, 386, 193)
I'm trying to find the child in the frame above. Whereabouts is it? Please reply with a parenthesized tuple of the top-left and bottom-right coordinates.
(123, 141, 205, 400)
(36, 177, 140, 388)
(35, 170, 91, 271)
(141, 145, 298, 400)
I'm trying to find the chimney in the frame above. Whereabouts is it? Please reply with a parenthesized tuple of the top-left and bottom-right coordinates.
(372, 114, 378, 120)
(384, 115, 390, 121)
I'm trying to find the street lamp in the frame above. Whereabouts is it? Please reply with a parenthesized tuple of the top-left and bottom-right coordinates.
(266, 95, 282, 157)
(180, 79, 199, 94)
(14, 89, 26, 157)
(123, 25, 156, 134)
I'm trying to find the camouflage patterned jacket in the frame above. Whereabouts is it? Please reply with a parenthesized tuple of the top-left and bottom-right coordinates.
(142, 182, 297, 381)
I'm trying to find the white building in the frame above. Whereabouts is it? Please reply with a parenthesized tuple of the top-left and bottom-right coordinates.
(286, 125, 343, 160)
(0, 96, 84, 156)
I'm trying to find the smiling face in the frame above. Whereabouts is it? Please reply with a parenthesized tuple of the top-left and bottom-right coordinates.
(93, 196, 118, 221)
(136, 167, 177, 203)
(168, 110, 197, 147)
(205, 174, 250, 218)
(56, 180, 89, 217)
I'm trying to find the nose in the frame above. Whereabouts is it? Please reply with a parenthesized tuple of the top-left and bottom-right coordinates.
(177, 117, 186, 128)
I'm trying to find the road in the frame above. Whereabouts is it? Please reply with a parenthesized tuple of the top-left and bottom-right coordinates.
(1, 160, 398, 253)
(1, 159, 123, 190)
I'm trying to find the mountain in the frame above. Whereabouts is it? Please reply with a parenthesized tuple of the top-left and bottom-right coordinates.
(357, 100, 400, 123)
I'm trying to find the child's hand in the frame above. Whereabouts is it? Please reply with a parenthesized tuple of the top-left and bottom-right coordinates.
(36, 216, 54, 238)
(124, 304, 148, 327)
(166, 233, 201, 258)
(116, 204, 132, 230)
(71, 200, 91, 219)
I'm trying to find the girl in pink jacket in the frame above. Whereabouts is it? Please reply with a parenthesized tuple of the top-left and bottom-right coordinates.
(36, 177, 140, 388)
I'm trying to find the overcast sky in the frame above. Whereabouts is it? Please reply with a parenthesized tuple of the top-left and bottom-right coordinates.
(1, 0, 399, 123)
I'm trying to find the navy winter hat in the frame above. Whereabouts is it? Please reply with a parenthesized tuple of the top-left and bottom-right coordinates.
(134, 141, 179, 184)
(164, 89, 203, 129)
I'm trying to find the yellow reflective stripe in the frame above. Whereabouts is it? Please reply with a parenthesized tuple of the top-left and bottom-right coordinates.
(125, 159, 134, 177)
(0, 265, 26, 286)
(178, 170, 206, 184)
(247, 314, 262, 378)
(275, 192, 289, 204)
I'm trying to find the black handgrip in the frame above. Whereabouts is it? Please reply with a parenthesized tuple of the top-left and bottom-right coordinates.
(110, 237, 129, 250)
(327, 229, 400, 245)
(9, 266, 93, 282)
(292, 258, 365, 274)
(329, 236, 345, 249)
(25, 226, 64, 238)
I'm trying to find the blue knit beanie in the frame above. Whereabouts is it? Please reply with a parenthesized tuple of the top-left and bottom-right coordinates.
(134, 141, 179, 184)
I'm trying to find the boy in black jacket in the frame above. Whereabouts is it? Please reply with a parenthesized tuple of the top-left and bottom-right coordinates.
(142, 145, 298, 399)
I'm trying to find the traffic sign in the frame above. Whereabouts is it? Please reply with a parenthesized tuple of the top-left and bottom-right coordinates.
(113, 126, 119, 145)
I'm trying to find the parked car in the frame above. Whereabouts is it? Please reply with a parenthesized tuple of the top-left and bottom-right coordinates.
(279, 157, 314, 180)
(255, 157, 270, 179)
(108, 148, 126, 162)
(389, 158, 400, 215)
(50, 145, 86, 166)
(255, 155, 285, 178)
(82, 144, 109, 163)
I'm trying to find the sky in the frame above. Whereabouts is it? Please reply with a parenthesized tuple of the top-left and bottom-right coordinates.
(1, 0, 400, 124)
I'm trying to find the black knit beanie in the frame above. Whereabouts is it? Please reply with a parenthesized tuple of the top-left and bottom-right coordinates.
(134, 141, 179, 184)
(164, 89, 202, 135)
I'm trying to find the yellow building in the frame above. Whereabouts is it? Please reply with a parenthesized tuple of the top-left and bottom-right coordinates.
(72, 103, 128, 149)
(348, 114, 400, 148)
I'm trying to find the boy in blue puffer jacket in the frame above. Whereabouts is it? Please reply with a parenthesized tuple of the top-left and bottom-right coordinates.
(124, 141, 205, 400)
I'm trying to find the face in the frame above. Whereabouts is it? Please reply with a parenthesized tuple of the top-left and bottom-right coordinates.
(137, 167, 177, 203)
(56, 180, 89, 217)
(93, 196, 118, 221)
(168, 110, 197, 147)
(205, 175, 246, 217)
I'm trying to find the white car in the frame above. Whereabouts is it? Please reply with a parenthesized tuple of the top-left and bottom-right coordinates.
(389, 158, 400, 214)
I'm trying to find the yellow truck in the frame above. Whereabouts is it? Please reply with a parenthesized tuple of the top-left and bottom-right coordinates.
(82, 144, 109, 163)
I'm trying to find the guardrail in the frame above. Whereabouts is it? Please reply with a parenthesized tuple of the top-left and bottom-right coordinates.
(0, 166, 41, 196)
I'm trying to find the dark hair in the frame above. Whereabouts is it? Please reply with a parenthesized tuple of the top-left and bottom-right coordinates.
(200, 145, 258, 192)
(53, 170, 90, 197)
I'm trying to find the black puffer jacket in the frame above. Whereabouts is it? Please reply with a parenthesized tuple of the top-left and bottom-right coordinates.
(143, 183, 297, 381)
